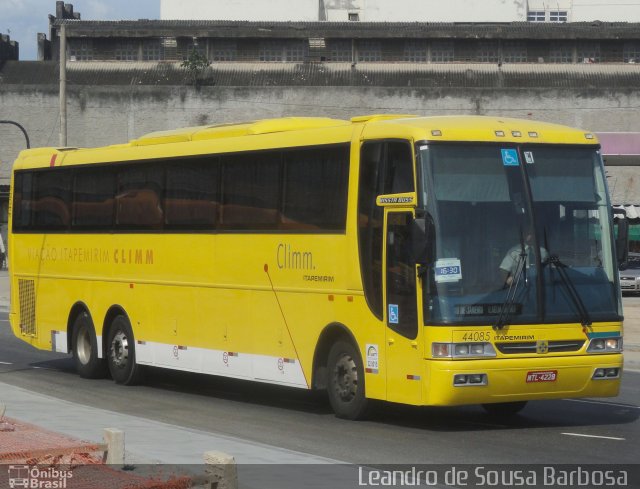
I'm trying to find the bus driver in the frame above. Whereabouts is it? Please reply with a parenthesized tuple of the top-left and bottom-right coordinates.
(500, 232, 549, 287)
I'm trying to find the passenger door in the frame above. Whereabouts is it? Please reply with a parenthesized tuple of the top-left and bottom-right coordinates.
(384, 210, 423, 404)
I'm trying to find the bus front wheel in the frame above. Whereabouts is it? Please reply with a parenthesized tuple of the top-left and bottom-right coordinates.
(327, 340, 369, 420)
(72, 312, 107, 379)
(107, 315, 143, 385)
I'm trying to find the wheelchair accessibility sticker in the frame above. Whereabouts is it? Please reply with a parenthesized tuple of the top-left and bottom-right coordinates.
(389, 304, 399, 324)
(501, 149, 520, 166)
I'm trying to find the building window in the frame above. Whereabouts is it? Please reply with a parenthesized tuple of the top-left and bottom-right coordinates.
(431, 41, 454, 62)
(550, 10, 568, 22)
(623, 42, 640, 63)
(527, 11, 546, 22)
(503, 41, 528, 63)
(285, 40, 308, 62)
(115, 41, 138, 61)
(69, 39, 93, 61)
(162, 37, 178, 60)
(142, 39, 164, 61)
(327, 40, 352, 62)
(259, 41, 281, 61)
(549, 42, 573, 63)
(212, 40, 237, 61)
(184, 40, 207, 60)
(403, 41, 428, 62)
(348, 13, 359, 21)
(477, 41, 499, 63)
(259, 40, 307, 62)
(578, 42, 601, 63)
(357, 40, 382, 62)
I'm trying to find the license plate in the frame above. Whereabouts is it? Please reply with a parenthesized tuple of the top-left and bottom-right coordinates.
(526, 370, 557, 383)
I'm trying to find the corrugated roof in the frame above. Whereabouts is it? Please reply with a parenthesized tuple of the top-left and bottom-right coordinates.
(613, 205, 640, 220)
(51, 20, 640, 40)
(1, 61, 639, 88)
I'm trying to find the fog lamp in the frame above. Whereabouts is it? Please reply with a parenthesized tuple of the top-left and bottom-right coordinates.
(454, 375, 468, 385)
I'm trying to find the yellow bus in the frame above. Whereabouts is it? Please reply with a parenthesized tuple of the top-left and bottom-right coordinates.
(9, 115, 628, 419)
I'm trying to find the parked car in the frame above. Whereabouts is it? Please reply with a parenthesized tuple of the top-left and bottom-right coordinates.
(620, 252, 640, 294)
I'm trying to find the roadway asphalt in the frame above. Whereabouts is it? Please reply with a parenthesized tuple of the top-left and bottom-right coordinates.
(0, 271, 640, 475)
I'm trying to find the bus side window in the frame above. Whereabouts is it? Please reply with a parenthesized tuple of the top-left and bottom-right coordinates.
(72, 168, 115, 229)
(33, 170, 73, 229)
(115, 165, 165, 230)
(12, 172, 32, 230)
(281, 145, 349, 231)
(386, 142, 414, 194)
(220, 152, 281, 230)
(164, 159, 219, 229)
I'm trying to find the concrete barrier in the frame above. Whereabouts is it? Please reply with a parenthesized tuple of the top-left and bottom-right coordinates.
(103, 427, 125, 465)
(204, 451, 238, 489)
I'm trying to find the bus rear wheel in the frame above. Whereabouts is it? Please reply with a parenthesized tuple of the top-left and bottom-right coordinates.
(72, 312, 107, 379)
(107, 315, 143, 385)
(482, 401, 528, 417)
(327, 340, 369, 420)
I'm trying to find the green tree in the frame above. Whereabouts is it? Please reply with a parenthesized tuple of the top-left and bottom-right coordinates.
(181, 47, 211, 86)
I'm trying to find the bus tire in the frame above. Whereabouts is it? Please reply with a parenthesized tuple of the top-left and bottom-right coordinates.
(72, 312, 107, 379)
(482, 401, 527, 417)
(107, 315, 143, 385)
(327, 340, 369, 420)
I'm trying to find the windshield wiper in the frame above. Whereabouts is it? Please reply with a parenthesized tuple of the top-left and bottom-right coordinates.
(494, 233, 527, 331)
(547, 255, 592, 327)
(542, 228, 592, 327)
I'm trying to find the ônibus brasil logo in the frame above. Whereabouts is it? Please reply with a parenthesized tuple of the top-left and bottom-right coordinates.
(8, 465, 73, 489)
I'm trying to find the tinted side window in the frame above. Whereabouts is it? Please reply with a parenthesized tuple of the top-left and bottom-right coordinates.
(165, 159, 219, 229)
(12, 172, 33, 230)
(33, 170, 73, 229)
(220, 152, 281, 230)
(386, 142, 414, 194)
(282, 145, 349, 231)
(359, 142, 385, 318)
(358, 140, 414, 319)
(72, 167, 115, 229)
(116, 164, 165, 230)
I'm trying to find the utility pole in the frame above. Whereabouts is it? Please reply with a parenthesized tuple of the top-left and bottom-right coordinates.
(59, 23, 67, 147)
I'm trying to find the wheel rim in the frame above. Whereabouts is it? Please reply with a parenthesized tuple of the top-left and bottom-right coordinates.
(332, 353, 358, 402)
(76, 326, 92, 365)
(110, 330, 129, 369)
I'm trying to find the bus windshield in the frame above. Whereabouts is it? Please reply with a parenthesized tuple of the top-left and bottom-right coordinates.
(419, 144, 621, 326)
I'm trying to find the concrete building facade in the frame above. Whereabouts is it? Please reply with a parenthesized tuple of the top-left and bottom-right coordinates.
(42, 19, 640, 66)
(0, 34, 19, 61)
(160, 0, 640, 23)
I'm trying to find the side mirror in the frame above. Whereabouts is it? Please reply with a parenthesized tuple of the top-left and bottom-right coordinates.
(616, 216, 629, 270)
(411, 213, 434, 265)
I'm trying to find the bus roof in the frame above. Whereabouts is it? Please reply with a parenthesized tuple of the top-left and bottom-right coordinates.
(13, 115, 598, 170)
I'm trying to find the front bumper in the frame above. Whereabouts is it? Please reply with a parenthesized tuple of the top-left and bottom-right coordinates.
(620, 279, 640, 292)
(425, 353, 622, 406)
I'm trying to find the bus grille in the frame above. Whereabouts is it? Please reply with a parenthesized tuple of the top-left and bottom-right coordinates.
(18, 279, 36, 336)
(496, 340, 585, 354)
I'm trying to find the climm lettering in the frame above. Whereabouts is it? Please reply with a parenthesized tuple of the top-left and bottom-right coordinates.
(277, 243, 314, 270)
(113, 248, 154, 265)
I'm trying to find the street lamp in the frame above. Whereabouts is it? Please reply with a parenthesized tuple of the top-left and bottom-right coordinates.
(0, 120, 31, 149)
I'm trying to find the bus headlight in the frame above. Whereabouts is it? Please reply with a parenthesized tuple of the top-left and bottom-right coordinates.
(432, 342, 496, 358)
(587, 337, 622, 353)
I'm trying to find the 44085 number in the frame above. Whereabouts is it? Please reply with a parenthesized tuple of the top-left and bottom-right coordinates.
(461, 332, 491, 342)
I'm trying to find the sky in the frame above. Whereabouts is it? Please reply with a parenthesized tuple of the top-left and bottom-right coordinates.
(1, 0, 160, 60)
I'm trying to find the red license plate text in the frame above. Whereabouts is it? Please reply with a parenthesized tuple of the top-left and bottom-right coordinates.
(526, 370, 557, 383)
